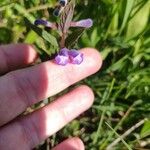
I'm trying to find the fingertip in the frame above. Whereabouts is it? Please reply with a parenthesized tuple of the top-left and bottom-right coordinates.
(76, 85, 94, 109)
(0, 44, 38, 74)
(72, 137, 85, 150)
(81, 47, 103, 73)
(52, 137, 84, 150)
(17, 44, 38, 64)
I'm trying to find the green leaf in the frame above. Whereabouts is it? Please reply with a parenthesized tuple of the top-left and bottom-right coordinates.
(119, 0, 135, 35)
(105, 122, 132, 150)
(65, 28, 85, 48)
(126, 1, 150, 40)
(107, 55, 131, 72)
(0, 0, 17, 8)
(24, 30, 38, 44)
(106, 11, 119, 37)
(140, 120, 150, 138)
(24, 18, 58, 49)
(14, 4, 35, 22)
(0, 28, 12, 43)
(101, 0, 114, 5)
(90, 28, 101, 47)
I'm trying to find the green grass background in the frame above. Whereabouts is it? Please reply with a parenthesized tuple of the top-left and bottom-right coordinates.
(0, 0, 150, 149)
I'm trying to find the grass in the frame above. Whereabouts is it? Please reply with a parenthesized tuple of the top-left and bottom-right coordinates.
(0, 0, 150, 149)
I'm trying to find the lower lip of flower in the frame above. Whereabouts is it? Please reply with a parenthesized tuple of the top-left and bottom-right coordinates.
(54, 49, 84, 66)
(68, 50, 84, 65)
(55, 55, 69, 66)
(70, 53, 83, 65)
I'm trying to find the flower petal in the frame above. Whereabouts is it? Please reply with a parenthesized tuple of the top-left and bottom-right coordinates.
(69, 50, 84, 65)
(34, 19, 51, 27)
(59, 48, 69, 56)
(71, 19, 93, 28)
(68, 49, 79, 57)
(55, 54, 69, 66)
(34, 19, 57, 29)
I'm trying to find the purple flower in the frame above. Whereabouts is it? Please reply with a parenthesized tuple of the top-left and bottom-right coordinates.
(33, 1, 92, 67)
(71, 19, 93, 28)
(55, 55, 69, 66)
(55, 48, 69, 66)
(34, 19, 57, 29)
(59, 47, 69, 56)
(54, 48, 83, 65)
(68, 49, 83, 65)
(34, 19, 51, 27)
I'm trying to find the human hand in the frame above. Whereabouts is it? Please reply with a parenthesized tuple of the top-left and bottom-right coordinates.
(0, 44, 102, 150)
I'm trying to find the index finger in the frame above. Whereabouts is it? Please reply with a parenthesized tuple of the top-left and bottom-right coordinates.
(0, 48, 102, 126)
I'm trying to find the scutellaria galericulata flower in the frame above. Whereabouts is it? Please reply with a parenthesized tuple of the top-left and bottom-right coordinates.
(34, 0, 93, 66)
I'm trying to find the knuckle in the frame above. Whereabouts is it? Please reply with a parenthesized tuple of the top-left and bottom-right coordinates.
(18, 118, 39, 149)
(7, 71, 37, 106)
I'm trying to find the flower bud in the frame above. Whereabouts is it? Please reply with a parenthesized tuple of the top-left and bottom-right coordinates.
(59, 0, 68, 7)
(53, 5, 64, 17)
(55, 48, 69, 65)
(53, 8, 60, 17)
(55, 55, 69, 65)
(34, 19, 56, 29)
(71, 19, 93, 28)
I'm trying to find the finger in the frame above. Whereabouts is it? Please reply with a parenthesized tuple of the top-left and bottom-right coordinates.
(52, 137, 84, 150)
(0, 86, 93, 150)
(0, 44, 38, 74)
(0, 48, 102, 126)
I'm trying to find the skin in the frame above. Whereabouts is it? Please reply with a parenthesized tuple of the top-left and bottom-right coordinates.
(0, 44, 102, 150)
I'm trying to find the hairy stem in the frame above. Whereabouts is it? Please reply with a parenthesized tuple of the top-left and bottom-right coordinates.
(60, 33, 66, 48)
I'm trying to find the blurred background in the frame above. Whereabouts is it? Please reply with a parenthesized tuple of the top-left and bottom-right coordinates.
(0, 0, 150, 149)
